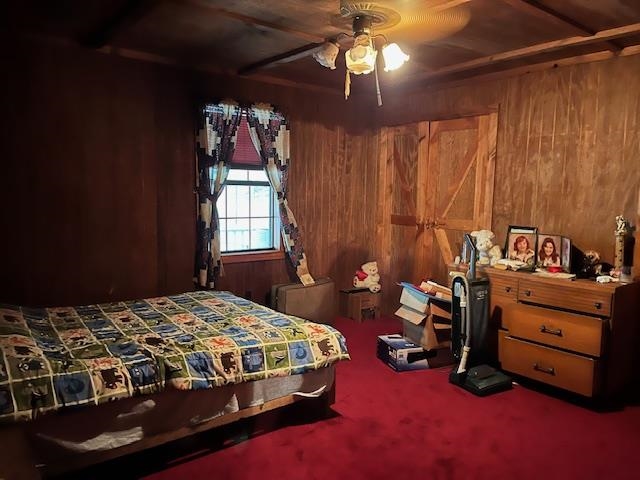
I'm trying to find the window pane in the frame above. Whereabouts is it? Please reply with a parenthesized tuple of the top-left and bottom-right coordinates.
(227, 218, 250, 251)
(217, 189, 227, 218)
(217, 168, 279, 254)
(219, 219, 227, 252)
(226, 185, 250, 217)
(251, 218, 272, 250)
(250, 185, 271, 217)
(248, 170, 268, 182)
(227, 169, 248, 181)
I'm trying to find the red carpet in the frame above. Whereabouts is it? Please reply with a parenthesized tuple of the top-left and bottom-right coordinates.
(130, 316, 640, 480)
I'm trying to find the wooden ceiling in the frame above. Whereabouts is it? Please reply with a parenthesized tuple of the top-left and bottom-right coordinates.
(4, 0, 640, 97)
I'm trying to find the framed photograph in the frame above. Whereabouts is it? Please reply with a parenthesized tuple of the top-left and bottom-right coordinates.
(505, 225, 537, 269)
(536, 233, 562, 269)
(561, 236, 572, 273)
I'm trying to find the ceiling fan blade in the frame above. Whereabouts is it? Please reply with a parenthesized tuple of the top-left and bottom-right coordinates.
(237, 35, 354, 76)
(237, 42, 324, 76)
(385, 5, 471, 42)
(332, 1, 471, 41)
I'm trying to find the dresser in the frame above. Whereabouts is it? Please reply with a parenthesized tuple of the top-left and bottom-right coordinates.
(486, 269, 640, 398)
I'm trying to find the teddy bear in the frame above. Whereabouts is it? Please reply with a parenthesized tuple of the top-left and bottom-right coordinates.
(353, 261, 381, 293)
(470, 230, 502, 266)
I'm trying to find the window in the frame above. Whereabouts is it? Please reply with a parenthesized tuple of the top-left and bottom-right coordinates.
(213, 115, 280, 257)
(217, 168, 280, 253)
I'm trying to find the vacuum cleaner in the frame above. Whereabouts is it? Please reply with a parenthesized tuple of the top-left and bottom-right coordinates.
(449, 233, 512, 396)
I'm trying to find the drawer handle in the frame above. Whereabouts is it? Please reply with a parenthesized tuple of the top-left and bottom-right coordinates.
(523, 290, 532, 297)
(539, 325, 563, 337)
(533, 363, 555, 376)
(505, 286, 512, 293)
(594, 302, 602, 310)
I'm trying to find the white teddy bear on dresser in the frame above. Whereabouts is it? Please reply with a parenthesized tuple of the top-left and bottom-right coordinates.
(470, 230, 502, 266)
(353, 261, 381, 293)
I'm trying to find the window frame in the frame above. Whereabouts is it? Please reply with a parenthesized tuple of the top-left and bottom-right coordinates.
(217, 167, 283, 263)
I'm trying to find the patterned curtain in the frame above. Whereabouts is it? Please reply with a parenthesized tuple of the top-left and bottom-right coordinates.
(246, 103, 315, 285)
(194, 100, 243, 288)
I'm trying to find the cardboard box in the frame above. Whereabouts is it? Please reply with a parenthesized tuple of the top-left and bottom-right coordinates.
(394, 304, 428, 324)
(402, 318, 452, 351)
(376, 335, 431, 371)
(426, 346, 455, 368)
(402, 319, 426, 345)
(398, 283, 430, 313)
(401, 321, 454, 368)
(339, 288, 380, 322)
(430, 301, 452, 321)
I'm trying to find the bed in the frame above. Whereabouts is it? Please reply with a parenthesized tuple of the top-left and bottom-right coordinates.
(0, 290, 350, 477)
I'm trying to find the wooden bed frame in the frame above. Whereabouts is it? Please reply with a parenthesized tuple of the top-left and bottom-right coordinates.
(0, 377, 336, 479)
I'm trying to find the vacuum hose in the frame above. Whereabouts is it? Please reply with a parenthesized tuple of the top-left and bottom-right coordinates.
(451, 233, 476, 374)
(451, 272, 472, 374)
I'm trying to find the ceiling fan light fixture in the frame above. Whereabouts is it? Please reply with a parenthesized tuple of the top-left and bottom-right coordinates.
(382, 43, 409, 72)
(312, 41, 340, 70)
(345, 34, 377, 75)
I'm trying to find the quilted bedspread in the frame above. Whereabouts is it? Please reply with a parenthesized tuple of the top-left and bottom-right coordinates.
(0, 291, 350, 423)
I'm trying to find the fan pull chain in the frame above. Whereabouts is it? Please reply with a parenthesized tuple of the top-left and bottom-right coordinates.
(345, 70, 351, 99)
(374, 61, 382, 106)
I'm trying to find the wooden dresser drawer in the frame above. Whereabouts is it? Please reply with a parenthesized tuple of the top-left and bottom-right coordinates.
(490, 275, 518, 301)
(500, 334, 596, 396)
(518, 278, 612, 316)
(504, 303, 604, 356)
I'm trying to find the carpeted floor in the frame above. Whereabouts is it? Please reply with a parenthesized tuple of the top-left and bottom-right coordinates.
(88, 316, 639, 480)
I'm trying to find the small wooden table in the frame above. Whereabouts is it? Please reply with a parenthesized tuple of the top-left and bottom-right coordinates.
(339, 288, 381, 322)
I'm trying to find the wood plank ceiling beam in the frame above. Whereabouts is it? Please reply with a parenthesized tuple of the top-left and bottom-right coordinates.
(177, 0, 325, 44)
(405, 21, 640, 84)
(80, 0, 161, 48)
(501, 0, 622, 51)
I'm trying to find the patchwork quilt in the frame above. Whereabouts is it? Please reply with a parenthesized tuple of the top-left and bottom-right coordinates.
(0, 291, 350, 423)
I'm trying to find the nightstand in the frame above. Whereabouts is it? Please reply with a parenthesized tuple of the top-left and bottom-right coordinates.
(339, 288, 381, 322)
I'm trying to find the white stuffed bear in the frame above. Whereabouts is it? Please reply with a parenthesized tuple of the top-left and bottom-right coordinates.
(470, 230, 502, 266)
(353, 261, 381, 293)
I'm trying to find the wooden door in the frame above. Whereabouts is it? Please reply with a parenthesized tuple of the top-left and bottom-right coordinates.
(423, 113, 497, 285)
(376, 122, 429, 311)
(377, 113, 497, 311)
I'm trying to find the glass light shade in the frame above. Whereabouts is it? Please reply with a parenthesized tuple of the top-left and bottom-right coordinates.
(345, 38, 377, 75)
(382, 43, 409, 72)
(312, 41, 339, 70)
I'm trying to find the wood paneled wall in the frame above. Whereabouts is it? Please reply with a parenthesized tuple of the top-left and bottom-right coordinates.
(287, 123, 381, 292)
(0, 35, 372, 307)
(3, 34, 639, 316)
(0, 39, 196, 306)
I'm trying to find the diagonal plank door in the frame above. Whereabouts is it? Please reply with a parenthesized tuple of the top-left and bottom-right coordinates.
(422, 113, 498, 285)
(377, 121, 430, 311)
(377, 113, 497, 312)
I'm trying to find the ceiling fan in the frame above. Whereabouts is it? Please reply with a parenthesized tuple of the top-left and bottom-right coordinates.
(311, 0, 473, 104)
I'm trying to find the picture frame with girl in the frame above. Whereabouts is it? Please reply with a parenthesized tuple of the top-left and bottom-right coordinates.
(537, 233, 572, 272)
(536, 234, 562, 268)
(505, 225, 537, 269)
